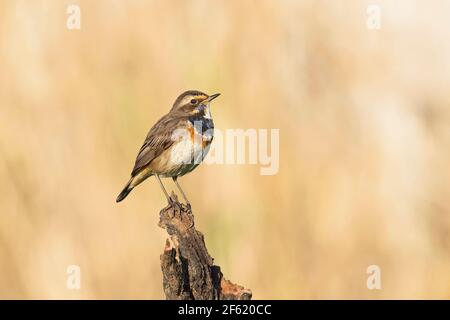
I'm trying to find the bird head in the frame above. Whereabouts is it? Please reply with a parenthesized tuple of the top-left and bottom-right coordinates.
(171, 90, 220, 119)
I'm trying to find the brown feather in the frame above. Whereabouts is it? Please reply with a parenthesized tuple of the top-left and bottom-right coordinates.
(131, 112, 188, 177)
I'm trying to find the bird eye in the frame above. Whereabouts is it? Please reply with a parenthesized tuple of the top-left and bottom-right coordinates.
(190, 99, 197, 104)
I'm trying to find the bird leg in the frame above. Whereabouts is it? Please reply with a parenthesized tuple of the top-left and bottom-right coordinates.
(155, 174, 174, 206)
(173, 177, 192, 212)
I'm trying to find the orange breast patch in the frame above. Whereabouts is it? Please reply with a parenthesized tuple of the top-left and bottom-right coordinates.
(187, 123, 212, 149)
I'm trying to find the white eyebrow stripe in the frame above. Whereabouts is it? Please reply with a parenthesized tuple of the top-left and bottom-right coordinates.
(179, 95, 208, 106)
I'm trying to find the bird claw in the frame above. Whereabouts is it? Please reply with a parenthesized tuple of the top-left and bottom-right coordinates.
(166, 197, 194, 228)
(179, 203, 194, 228)
(166, 197, 178, 218)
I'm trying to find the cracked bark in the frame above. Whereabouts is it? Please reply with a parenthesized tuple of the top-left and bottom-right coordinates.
(159, 193, 252, 300)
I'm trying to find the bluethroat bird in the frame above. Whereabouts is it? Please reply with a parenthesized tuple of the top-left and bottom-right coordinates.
(116, 90, 220, 209)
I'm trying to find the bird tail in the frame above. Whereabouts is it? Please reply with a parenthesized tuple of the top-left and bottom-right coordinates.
(116, 179, 133, 203)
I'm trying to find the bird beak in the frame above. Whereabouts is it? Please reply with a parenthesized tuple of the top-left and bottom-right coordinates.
(204, 93, 220, 103)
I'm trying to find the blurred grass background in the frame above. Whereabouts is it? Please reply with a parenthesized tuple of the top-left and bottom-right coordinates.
(1, 0, 450, 299)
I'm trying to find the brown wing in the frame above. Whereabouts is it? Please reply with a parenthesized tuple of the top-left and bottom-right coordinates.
(131, 113, 185, 177)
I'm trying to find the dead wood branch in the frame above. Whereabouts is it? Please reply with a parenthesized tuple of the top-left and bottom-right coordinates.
(158, 194, 252, 300)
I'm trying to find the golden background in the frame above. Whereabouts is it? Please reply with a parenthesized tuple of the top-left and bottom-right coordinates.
(1, 0, 450, 299)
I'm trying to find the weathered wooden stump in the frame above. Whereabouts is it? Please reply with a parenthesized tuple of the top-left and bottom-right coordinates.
(159, 193, 252, 300)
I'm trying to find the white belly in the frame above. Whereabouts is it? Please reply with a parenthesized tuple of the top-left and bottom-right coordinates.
(163, 137, 211, 177)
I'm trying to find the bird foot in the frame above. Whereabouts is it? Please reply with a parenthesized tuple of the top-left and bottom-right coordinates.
(166, 195, 179, 218)
(168, 197, 176, 207)
(165, 195, 193, 227)
(179, 204, 194, 228)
